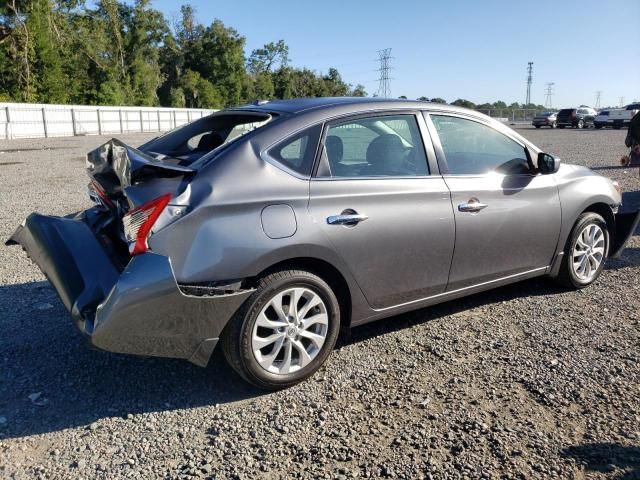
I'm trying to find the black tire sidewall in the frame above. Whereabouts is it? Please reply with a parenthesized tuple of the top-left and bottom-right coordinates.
(562, 213, 609, 288)
(237, 272, 340, 388)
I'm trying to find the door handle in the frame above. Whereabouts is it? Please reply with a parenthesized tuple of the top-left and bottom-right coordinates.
(458, 198, 488, 213)
(327, 210, 369, 226)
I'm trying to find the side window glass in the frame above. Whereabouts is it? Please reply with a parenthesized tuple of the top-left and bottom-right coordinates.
(319, 114, 428, 178)
(430, 115, 530, 175)
(268, 124, 322, 176)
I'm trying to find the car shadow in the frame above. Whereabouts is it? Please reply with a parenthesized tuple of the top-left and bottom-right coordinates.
(1, 245, 637, 440)
(560, 443, 640, 480)
(0, 280, 260, 440)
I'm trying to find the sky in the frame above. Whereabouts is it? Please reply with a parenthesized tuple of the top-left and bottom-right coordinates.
(151, 0, 640, 108)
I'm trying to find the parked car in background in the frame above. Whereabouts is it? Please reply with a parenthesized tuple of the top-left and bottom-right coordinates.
(609, 103, 640, 129)
(7, 98, 639, 389)
(556, 107, 597, 129)
(594, 110, 612, 129)
(532, 112, 557, 129)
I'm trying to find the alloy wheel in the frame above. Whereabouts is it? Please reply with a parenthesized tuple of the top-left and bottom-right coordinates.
(571, 223, 605, 282)
(251, 287, 328, 374)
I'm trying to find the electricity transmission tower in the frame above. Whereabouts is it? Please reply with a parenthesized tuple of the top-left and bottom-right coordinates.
(525, 62, 534, 105)
(376, 48, 393, 98)
(595, 91, 602, 109)
(619, 96, 625, 107)
(544, 82, 555, 109)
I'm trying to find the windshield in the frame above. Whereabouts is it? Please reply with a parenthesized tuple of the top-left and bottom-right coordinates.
(138, 111, 273, 166)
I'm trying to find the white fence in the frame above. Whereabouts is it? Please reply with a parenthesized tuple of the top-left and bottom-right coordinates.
(0, 103, 216, 140)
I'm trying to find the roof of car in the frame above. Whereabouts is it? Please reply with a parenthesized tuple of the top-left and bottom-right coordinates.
(234, 96, 468, 115)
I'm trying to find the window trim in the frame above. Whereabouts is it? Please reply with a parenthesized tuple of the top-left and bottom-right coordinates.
(262, 123, 323, 179)
(311, 110, 437, 181)
(423, 111, 535, 177)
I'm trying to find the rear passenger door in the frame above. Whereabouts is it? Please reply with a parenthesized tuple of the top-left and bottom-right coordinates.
(308, 113, 455, 309)
(425, 113, 561, 291)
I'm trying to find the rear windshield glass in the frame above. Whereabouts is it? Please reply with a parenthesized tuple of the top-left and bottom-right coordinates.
(627, 104, 640, 110)
(599, 111, 609, 115)
(138, 111, 273, 167)
(558, 109, 574, 115)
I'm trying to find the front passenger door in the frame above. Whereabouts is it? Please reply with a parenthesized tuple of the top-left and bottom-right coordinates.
(426, 113, 562, 291)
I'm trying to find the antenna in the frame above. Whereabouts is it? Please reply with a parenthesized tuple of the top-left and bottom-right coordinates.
(525, 62, 534, 105)
(595, 90, 602, 109)
(544, 82, 555, 109)
(376, 48, 393, 98)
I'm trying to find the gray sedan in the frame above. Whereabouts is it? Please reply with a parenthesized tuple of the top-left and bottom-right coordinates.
(7, 98, 639, 389)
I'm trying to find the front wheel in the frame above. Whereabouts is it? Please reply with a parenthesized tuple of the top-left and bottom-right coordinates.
(577, 119, 585, 129)
(221, 269, 340, 390)
(556, 212, 609, 289)
(551, 121, 557, 129)
(535, 125, 541, 128)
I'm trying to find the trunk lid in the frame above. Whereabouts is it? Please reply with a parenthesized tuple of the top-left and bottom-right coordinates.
(86, 139, 194, 213)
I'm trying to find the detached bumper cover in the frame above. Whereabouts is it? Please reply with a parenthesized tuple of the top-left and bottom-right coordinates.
(611, 191, 640, 258)
(7, 213, 253, 366)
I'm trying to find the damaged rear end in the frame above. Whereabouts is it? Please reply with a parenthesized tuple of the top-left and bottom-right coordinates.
(7, 138, 253, 367)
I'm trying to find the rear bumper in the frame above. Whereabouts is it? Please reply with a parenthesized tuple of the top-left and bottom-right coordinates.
(611, 191, 640, 258)
(7, 213, 253, 366)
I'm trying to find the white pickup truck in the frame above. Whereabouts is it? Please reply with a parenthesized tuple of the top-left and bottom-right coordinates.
(609, 103, 640, 129)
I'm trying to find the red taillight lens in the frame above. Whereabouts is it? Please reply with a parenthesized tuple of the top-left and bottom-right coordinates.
(89, 180, 114, 208)
(122, 193, 171, 255)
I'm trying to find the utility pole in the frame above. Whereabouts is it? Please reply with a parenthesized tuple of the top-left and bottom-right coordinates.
(525, 62, 534, 105)
(544, 82, 555, 109)
(595, 91, 602, 109)
(376, 48, 393, 98)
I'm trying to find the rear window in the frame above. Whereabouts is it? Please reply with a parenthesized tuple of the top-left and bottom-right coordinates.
(268, 125, 322, 176)
(138, 112, 273, 167)
(599, 111, 610, 116)
(627, 104, 640, 110)
(559, 109, 574, 115)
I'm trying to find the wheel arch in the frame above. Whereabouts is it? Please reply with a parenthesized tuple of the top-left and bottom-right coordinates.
(249, 257, 354, 328)
(581, 202, 616, 252)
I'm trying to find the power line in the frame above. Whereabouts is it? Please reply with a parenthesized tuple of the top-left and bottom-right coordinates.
(525, 62, 534, 105)
(375, 48, 393, 98)
(595, 90, 602, 109)
(544, 82, 555, 109)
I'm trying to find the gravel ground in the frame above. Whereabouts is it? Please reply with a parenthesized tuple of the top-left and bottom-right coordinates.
(0, 127, 638, 480)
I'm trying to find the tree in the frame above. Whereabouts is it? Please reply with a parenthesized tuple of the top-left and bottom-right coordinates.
(247, 40, 288, 75)
(430, 97, 447, 104)
(451, 98, 476, 109)
(350, 84, 367, 97)
(417, 96, 429, 101)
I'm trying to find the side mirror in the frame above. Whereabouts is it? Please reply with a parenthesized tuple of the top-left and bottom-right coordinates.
(538, 152, 560, 174)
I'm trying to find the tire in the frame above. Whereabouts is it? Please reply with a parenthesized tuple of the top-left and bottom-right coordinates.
(558, 125, 565, 129)
(551, 121, 557, 129)
(535, 125, 541, 128)
(556, 212, 609, 289)
(577, 119, 584, 129)
(595, 124, 602, 129)
(221, 268, 340, 390)
(613, 125, 622, 130)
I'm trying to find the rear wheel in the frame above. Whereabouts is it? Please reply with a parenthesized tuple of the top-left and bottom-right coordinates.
(556, 212, 609, 289)
(577, 119, 585, 129)
(551, 121, 557, 129)
(221, 269, 340, 390)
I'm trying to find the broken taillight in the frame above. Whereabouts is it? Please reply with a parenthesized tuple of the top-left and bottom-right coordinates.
(122, 193, 171, 255)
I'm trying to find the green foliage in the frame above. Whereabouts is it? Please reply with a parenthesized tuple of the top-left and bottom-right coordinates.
(0, 2, 365, 107)
(429, 98, 447, 104)
(451, 98, 476, 109)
